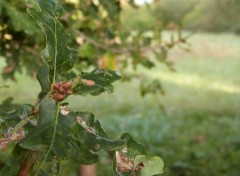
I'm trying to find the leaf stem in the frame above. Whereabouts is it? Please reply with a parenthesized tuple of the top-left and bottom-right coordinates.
(34, 102, 60, 176)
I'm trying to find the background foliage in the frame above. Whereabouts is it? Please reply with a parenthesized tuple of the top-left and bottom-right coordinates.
(1, 32, 240, 175)
(1, 0, 191, 98)
(123, 0, 240, 33)
(1, 0, 240, 175)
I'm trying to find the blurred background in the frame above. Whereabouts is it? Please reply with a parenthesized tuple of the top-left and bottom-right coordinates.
(1, 0, 240, 175)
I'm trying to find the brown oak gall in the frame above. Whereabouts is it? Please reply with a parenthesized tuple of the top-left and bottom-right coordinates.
(56, 93, 64, 101)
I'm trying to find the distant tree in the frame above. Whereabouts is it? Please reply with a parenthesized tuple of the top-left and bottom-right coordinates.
(149, 0, 240, 33)
(183, 0, 240, 33)
(152, 0, 196, 28)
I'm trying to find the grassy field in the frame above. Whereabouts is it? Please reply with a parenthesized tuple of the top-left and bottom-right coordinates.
(1, 32, 240, 176)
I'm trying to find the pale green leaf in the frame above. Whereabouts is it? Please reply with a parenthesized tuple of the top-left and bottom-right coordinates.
(134, 155, 164, 176)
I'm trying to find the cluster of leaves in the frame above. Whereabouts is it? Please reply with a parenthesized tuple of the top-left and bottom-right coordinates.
(0, 0, 191, 96)
(0, 0, 163, 175)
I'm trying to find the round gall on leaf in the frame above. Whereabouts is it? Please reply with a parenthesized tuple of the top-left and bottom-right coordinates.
(83, 79, 96, 86)
(53, 83, 60, 90)
(58, 87, 65, 94)
(56, 93, 64, 101)
(66, 90, 73, 95)
(62, 81, 72, 89)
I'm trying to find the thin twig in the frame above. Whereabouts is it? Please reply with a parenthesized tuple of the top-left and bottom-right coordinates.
(62, 12, 195, 55)
(73, 27, 195, 54)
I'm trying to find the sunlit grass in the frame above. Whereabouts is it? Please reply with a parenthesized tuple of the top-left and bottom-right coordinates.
(145, 71, 240, 94)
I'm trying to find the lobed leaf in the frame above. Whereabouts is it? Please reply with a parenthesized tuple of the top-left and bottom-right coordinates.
(20, 98, 75, 160)
(0, 104, 33, 129)
(73, 69, 121, 96)
(120, 133, 146, 157)
(68, 140, 99, 164)
(73, 112, 124, 152)
(27, 0, 79, 75)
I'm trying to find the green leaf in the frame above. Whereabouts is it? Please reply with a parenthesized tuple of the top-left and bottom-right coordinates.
(154, 49, 167, 62)
(75, 112, 107, 138)
(19, 98, 76, 175)
(73, 69, 121, 96)
(0, 104, 33, 129)
(140, 79, 164, 97)
(27, 0, 79, 75)
(68, 140, 99, 164)
(143, 36, 152, 46)
(20, 98, 76, 159)
(20, 98, 58, 150)
(99, 0, 121, 20)
(112, 134, 147, 176)
(73, 111, 124, 152)
(120, 133, 146, 157)
(59, 71, 78, 81)
(134, 155, 164, 176)
(37, 63, 51, 99)
(79, 44, 95, 58)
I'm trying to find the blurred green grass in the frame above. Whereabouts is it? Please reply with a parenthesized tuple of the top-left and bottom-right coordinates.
(1, 32, 240, 176)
